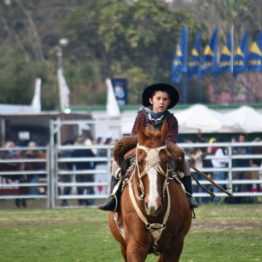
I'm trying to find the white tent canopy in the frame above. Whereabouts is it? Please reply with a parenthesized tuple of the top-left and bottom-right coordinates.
(109, 104, 262, 136)
(225, 105, 262, 132)
(175, 104, 241, 133)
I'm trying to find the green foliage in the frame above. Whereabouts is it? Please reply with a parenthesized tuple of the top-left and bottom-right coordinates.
(39, 66, 58, 110)
(0, 0, 261, 106)
(0, 48, 35, 104)
(62, 0, 202, 104)
(0, 46, 59, 110)
(65, 61, 99, 106)
(122, 66, 148, 104)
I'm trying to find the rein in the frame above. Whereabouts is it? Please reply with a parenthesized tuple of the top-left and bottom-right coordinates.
(128, 143, 171, 255)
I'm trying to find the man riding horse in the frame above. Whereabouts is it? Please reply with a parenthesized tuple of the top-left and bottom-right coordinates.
(99, 83, 199, 212)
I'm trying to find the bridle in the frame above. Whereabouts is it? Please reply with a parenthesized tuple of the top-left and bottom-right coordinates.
(135, 143, 170, 199)
(127, 143, 172, 255)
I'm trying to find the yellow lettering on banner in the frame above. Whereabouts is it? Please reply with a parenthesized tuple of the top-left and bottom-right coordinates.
(249, 60, 262, 65)
(174, 61, 182, 66)
(201, 62, 212, 69)
(220, 61, 230, 67)
(234, 61, 244, 66)
(188, 61, 199, 67)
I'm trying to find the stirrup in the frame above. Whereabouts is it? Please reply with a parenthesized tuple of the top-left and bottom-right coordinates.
(187, 195, 199, 209)
(185, 191, 199, 208)
(98, 194, 118, 212)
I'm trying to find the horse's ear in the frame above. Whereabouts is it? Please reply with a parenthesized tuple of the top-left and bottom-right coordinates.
(160, 120, 168, 142)
(137, 122, 147, 144)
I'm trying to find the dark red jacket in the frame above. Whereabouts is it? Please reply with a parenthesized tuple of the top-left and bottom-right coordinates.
(131, 110, 178, 143)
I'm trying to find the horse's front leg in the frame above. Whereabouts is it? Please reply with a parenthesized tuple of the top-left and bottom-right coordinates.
(120, 245, 127, 262)
(126, 240, 149, 262)
(158, 237, 184, 262)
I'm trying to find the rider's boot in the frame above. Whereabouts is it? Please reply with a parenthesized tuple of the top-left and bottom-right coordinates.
(98, 157, 134, 212)
(98, 175, 121, 212)
(168, 156, 199, 208)
(182, 175, 199, 209)
(182, 160, 199, 208)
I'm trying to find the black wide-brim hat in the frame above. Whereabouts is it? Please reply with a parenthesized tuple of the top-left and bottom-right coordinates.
(142, 83, 179, 109)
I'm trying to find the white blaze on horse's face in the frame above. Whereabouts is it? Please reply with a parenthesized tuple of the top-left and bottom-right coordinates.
(146, 165, 159, 216)
(137, 144, 167, 216)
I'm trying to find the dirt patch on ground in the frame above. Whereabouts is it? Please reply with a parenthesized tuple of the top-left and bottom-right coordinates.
(1, 200, 261, 230)
(2, 214, 261, 230)
(191, 217, 262, 231)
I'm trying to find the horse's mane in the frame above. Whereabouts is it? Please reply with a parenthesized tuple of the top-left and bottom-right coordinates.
(113, 126, 162, 165)
(140, 126, 162, 142)
(113, 125, 184, 166)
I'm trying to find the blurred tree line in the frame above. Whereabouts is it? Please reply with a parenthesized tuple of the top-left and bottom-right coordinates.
(0, 0, 261, 109)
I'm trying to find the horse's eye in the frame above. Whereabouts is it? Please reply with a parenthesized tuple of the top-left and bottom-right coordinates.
(161, 160, 168, 168)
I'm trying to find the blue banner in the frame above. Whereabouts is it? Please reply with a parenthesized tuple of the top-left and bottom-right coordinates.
(198, 28, 218, 78)
(187, 32, 202, 79)
(217, 29, 233, 76)
(171, 26, 188, 83)
(233, 30, 249, 77)
(248, 32, 262, 71)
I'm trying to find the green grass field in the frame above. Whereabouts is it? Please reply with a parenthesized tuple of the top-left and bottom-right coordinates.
(0, 204, 262, 262)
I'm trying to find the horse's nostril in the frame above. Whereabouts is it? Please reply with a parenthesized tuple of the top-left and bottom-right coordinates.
(156, 204, 162, 214)
(144, 202, 162, 216)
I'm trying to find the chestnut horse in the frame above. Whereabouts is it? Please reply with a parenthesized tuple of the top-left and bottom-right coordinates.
(108, 122, 192, 262)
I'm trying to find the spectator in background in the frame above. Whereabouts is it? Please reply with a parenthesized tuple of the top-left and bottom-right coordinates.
(96, 136, 113, 157)
(233, 133, 251, 203)
(209, 137, 228, 204)
(188, 146, 204, 203)
(189, 147, 204, 170)
(23, 141, 43, 196)
(231, 136, 239, 168)
(250, 137, 262, 193)
(59, 139, 74, 207)
(94, 136, 112, 196)
(104, 137, 112, 146)
(201, 140, 214, 204)
(0, 141, 27, 208)
(231, 136, 237, 144)
(92, 137, 103, 156)
(71, 136, 96, 206)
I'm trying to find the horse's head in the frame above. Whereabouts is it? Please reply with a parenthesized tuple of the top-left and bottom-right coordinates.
(135, 121, 169, 217)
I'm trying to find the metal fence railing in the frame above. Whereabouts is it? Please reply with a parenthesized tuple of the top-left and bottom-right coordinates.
(51, 144, 113, 208)
(0, 146, 49, 207)
(1, 142, 262, 208)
